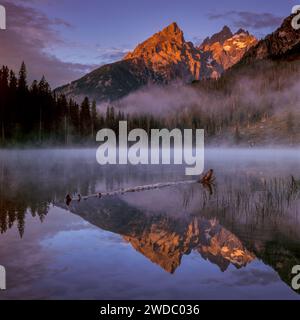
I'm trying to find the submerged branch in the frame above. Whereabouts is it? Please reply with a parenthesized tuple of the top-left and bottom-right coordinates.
(65, 169, 215, 205)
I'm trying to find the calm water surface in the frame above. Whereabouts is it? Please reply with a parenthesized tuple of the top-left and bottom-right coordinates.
(0, 149, 300, 300)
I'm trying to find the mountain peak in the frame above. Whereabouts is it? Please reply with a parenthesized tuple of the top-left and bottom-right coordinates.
(122, 19, 202, 81)
(222, 25, 232, 33)
(162, 22, 182, 35)
(200, 25, 233, 47)
(158, 21, 184, 43)
(123, 21, 188, 63)
(235, 28, 249, 35)
(199, 25, 257, 72)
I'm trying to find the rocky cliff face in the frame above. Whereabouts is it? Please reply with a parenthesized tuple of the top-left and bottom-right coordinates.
(124, 22, 203, 82)
(201, 26, 233, 47)
(238, 14, 300, 64)
(199, 27, 258, 77)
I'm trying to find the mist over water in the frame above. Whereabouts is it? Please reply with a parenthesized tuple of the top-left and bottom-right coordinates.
(0, 148, 300, 299)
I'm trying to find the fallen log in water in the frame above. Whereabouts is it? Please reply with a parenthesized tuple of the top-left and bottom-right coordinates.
(200, 169, 214, 183)
(65, 169, 215, 205)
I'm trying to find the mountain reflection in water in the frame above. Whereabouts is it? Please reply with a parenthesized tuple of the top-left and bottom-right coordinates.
(1, 149, 300, 299)
(62, 194, 255, 274)
(60, 175, 300, 293)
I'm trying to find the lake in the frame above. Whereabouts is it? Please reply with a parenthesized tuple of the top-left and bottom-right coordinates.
(0, 148, 300, 300)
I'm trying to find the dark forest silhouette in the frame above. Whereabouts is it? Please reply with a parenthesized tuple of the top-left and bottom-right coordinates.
(0, 62, 165, 146)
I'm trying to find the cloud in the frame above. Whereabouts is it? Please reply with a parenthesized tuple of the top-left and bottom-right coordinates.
(208, 11, 284, 30)
(0, 1, 95, 88)
(112, 83, 195, 116)
(95, 46, 130, 64)
(229, 267, 280, 286)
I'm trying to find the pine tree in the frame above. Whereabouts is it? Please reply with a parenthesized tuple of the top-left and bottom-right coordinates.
(69, 99, 80, 140)
(91, 99, 98, 138)
(9, 70, 17, 90)
(0, 66, 9, 144)
(18, 62, 28, 91)
(80, 97, 91, 137)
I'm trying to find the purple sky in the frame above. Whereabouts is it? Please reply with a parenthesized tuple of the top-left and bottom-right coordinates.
(0, 0, 298, 87)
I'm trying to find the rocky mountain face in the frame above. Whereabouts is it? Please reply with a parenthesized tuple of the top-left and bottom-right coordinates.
(56, 58, 160, 103)
(199, 27, 258, 77)
(55, 23, 257, 102)
(124, 22, 203, 82)
(238, 14, 300, 64)
(201, 26, 233, 47)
